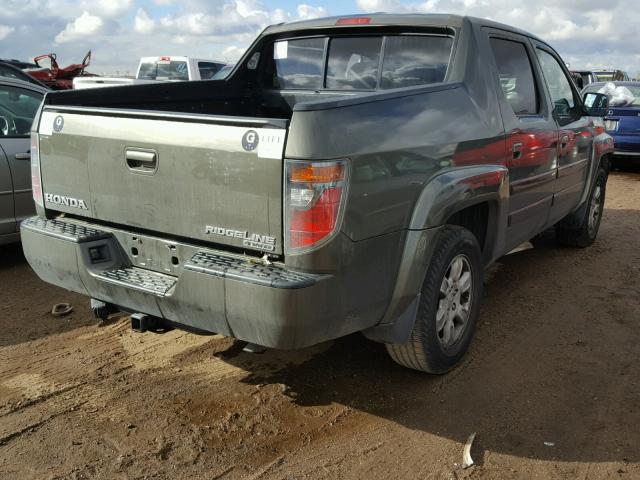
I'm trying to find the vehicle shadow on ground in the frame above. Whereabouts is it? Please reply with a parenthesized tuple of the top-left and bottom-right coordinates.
(214, 207, 640, 464)
(0, 243, 99, 347)
(0, 242, 27, 269)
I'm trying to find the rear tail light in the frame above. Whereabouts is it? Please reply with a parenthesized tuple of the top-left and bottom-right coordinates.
(30, 132, 43, 207)
(285, 159, 349, 253)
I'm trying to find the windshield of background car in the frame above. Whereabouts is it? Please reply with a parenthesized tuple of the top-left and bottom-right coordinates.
(584, 84, 640, 107)
(264, 33, 453, 91)
(596, 73, 614, 82)
(138, 60, 189, 80)
(212, 65, 233, 79)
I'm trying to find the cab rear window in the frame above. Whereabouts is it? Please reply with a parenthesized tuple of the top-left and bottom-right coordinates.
(264, 33, 453, 91)
(271, 37, 326, 89)
(138, 60, 189, 81)
(326, 37, 382, 90)
(381, 36, 452, 89)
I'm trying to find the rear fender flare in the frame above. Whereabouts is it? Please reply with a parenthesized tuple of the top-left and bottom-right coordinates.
(560, 134, 613, 229)
(363, 165, 509, 344)
(410, 165, 510, 264)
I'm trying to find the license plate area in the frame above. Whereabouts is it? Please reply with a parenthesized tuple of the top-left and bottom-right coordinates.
(124, 235, 186, 275)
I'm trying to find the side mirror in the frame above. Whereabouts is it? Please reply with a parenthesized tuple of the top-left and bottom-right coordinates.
(583, 92, 609, 117)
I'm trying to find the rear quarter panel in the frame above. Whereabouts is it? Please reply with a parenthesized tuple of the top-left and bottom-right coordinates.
(286, 83, 506, 244)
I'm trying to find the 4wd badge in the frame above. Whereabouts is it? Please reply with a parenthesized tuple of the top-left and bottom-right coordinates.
(53, 115, 64, 133)
(242, 130, 259, 151)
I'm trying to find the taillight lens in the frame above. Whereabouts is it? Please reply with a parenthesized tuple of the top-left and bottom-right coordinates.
(30, 132, 43, 207)
(285, 159, 349, 253)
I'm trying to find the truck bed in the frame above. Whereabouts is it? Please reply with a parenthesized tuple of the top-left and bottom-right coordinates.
(46, 78, 353, 119)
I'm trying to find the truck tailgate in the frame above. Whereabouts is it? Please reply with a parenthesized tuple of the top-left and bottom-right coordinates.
(37, 107, 287, 254)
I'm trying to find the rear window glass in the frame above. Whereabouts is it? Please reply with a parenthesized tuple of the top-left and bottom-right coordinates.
(326, 37, 382, 90)
(381, 35, 452, 89)
(138, 60, 189, 81)
(272, 37, 325, 89)
(265, 33, 453, 91)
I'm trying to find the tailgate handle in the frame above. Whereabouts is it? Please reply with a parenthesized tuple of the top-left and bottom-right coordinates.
(125, 148, 157, 173)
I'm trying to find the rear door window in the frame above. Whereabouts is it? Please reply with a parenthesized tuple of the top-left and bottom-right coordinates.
(271, 37, 326, 89)
(489, 37, 539, 115)
(326, 37, 382, 90)
(380, 35, 452, 89)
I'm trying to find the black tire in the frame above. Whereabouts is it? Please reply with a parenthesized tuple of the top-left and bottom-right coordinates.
(386, 226, 484, 374)
(556, 167, 607, 248)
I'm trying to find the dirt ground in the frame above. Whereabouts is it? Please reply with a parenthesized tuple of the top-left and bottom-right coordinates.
(0, 170, 639, 480)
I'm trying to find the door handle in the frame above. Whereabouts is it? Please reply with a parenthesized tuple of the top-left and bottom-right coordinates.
(560, 135, 569, 150)
(125, 148, 158, 174)
(15, 151, 30, 160)
(512, 142, 523, 160)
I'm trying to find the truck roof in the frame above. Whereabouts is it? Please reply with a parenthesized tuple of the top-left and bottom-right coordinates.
(264, 13, 545, 44)
(138, 56, 226, 64)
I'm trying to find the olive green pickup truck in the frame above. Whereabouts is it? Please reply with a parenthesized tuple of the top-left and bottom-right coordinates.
(22, 14, 613, 373)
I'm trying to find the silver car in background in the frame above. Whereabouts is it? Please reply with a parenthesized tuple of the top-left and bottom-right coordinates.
(0, 78, 48, 244)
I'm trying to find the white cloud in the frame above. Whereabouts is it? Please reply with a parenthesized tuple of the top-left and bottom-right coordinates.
(134, 8, 155, 34)
(297, 4, 329, 19)
(222, 45, 247, 62)
(356, 0, 437, 13)
(355, 0, 640, 74)
(87, 0, 134, 17)
(54, 11, 104, 44)
(0, 25, 14, 40)
(2, 1, 640, 76)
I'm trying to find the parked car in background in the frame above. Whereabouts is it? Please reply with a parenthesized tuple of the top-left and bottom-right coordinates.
(583, 81, 640, 162)
(74, 56, 227, 89)
(571, 70, 598, 89)
(0, 59, 38, 69)
(23, 14, 613, 374)
(594, 70, 630, 82)
(0, 78, 48, 244)
(0, 61, 47, 88)
(25, 51, 94, 90)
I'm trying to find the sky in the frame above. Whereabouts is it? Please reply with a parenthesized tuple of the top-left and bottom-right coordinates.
(0, 0, 639, 76)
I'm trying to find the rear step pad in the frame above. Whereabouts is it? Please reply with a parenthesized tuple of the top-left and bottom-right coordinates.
(96, 267, 176, 297)
(21, 217, 111, 243)
(185, 251, 319, 289)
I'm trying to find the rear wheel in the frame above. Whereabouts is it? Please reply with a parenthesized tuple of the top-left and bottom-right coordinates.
(386, 227, 483, 374)
(556, 168, 607, 247)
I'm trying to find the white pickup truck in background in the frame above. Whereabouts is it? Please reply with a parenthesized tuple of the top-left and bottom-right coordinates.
(73, 56, 229, 89)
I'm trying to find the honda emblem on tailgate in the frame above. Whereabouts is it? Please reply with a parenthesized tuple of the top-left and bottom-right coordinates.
(44, 193, 89, 210)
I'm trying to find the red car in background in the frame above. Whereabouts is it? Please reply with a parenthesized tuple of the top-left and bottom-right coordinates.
(24, 51, 95, 90)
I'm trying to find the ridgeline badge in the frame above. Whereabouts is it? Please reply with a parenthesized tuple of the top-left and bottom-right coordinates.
(205, 225, 276, 252)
